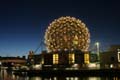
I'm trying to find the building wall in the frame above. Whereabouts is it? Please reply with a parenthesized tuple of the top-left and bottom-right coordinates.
(38, 50, 90, 69)
(100, 51, 119, 68)
(27, 50, 90, 69)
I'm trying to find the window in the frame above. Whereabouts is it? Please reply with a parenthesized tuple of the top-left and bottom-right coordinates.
(84, 53, 89, 64)
(53, 54, 59, 64)
(69, 53, 75, 64)
(41, 58, 44, 64)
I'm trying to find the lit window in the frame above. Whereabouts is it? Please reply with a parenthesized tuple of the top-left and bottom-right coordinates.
(41, 58, 44, 64)
(69, 53, 75, 64)
(53, 54, 59, 64)
(84, 53, 89, 64)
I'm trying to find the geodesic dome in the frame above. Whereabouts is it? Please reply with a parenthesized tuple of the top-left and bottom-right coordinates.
(44, 16, 90, 52)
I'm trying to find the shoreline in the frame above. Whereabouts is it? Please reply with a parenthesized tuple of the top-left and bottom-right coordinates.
(13, 69, 120, 77)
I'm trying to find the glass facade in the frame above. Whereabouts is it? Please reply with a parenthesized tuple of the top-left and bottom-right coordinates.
(84, 53, 89, 64)
(69, 53, 75, 64)
(53, 54, 59, 64)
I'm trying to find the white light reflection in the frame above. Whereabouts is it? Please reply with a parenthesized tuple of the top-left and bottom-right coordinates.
(54, 77, 57, 80)
(88, 77, 100, 80)
(29, 77, 42, 80)
(66, 77, 79, 80)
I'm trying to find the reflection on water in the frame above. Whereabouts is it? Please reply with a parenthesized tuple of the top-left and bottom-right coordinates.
(0, 69, 120, 80)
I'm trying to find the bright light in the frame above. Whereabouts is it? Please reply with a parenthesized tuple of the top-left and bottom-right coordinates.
(95, 42, 99, 46)
(95, 42, 100, 53)
(88, 77, 100, 80)
(95, 42, 100, 61)
(87, 63, 100, 69)
(69, 53, 75, 64)
(33, 64, 42, 70)
(53, 54, 58, 64)
(88, 63, 97, 68)
(72, 64, 79, 70)
(110, 64, 114, 68)
(72, 64, 79, 68)
(84, 53, 89, 64)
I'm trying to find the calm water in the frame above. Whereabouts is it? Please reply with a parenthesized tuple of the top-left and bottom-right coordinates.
(0, 70, 119, 80)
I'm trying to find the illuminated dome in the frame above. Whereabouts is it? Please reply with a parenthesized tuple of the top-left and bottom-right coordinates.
(44, 16, 90, 52)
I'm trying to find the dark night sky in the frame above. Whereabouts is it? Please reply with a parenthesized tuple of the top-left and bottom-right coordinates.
(0, 0, 120, 56)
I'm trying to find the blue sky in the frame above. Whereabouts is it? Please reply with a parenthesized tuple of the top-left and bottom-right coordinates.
(0, 0, 120, 56)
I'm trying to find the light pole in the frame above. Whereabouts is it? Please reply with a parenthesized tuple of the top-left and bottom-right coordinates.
(95, 42, 100, 61)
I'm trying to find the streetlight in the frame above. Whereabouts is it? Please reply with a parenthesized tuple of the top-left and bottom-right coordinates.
(95, 42, 100, 69)
(117, 49, 120, 62)
(95, 42, 100, 61)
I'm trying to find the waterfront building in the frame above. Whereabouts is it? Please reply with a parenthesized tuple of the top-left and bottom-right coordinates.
(0, 56, 26, 67)
(100, 45, 120, 69)
(27, 16, 91, 70)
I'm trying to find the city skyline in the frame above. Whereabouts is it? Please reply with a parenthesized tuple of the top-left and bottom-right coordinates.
(0, 0, 120, 56)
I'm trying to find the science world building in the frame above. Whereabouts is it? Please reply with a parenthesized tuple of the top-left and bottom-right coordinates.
(28, 16, 90, 69)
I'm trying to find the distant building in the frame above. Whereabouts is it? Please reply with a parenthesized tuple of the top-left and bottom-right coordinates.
(100, 45, 120, 69)
(0, 56, 26, 67)
(109, 45, 120, 51)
